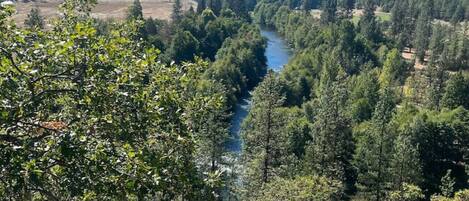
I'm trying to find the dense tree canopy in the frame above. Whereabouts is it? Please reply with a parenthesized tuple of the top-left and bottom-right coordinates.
(1, 0, 468, 200)
(249, 0, 468, 200)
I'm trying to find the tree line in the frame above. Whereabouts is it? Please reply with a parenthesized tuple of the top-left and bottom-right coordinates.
(239, 0, 469, 200)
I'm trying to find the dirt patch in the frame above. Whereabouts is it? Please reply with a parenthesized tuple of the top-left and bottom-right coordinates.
(401, 48, 428, 71)
(10, 0, 197, 25)
(309, 8, 390, 21)
(310, 9, 321, 19)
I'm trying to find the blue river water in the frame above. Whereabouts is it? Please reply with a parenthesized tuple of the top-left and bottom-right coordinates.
(226, 28, 292, 153)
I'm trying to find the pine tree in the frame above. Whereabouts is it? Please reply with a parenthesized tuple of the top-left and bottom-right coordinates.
(224, 0, 248, 17)
(320, 0, 337, 25)
(168, 31, 200, 63)
(414, 0, 433, 62)
(251, 176, 343, 200)
(354, 87, 396, 201)
(429, 24, 447, 58)
(441, 72, 469, 109)
(24, 7, 44, 29)
(304, 57, 355, 194)
(127, 0, 143, 20)
(390, 128, 422, 191)
(425, 57, 447, 111)
(358, 0, 380, 42)
(172, 0, 183, 22)
(390, 0, 405, 49)
(390, 0, 414, 50)
(241, 71, 289, 195)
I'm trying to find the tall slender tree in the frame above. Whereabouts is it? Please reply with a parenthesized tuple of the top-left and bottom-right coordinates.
(354, 87, 396, 201)
(172, 0, 183, 22)
(358, 0, 380, 42)
(242, 71, 288, 195)
(304, 57, 356, 194)
(320, 0, 337, 24)
(24, 7, 44, 29)
(414, 0, 433, 62)
(390, 126, 422, 191)
(425, 59, 446, 110)
(390, 0, 413, 50)
(127, 0, 143, 20)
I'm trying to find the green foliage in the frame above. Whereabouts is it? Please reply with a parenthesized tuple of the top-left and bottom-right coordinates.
(0, 2, 224, 199)
(348, 69, 380, 123)
(389, 121, 422, 191)
(270, 17, 376, 105)
(387, 183, 425, 201)
(379, 49, 407, 87)
(425, 59, 447, 110)
(206, 0, 222, 15)
(437, 29, 469, 71)
(357, 0, 381, 43)
(141, 17, 166, 50)
(172, 0, 182, 22)
(249, 175, 343, 201)
(353, 88, 396, 200)
(165, 8, 244, 61)
(168, 30, 200, 63)
(413, 0, 432, 62)
(303, 60, 355, 194)
(206, 25, 267, 106)
(2, 0, 469, 200)
(390, 0, 416, 50)
(285, 108, 312, 159)
(441, 72, 469, 110)
(432, 189, 469, 201)
(241, 72, 290, 195)
(411, 108, 469, 196)
(321, 0, 337, 24)
(24, 8, 44, 30)
(441, 170, 456, 197)
(197, 0, 207, 13)
(127, 0, 143, 20)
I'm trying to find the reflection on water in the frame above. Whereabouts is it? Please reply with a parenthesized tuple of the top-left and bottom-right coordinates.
(261, 29, 292, 72)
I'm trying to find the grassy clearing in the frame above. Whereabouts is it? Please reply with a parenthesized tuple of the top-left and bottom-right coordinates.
(351, 10, 391, 24)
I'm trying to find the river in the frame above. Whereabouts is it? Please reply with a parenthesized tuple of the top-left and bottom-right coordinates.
(226, 28, 292, 153)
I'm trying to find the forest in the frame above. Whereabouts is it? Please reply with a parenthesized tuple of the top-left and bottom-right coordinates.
(0, 0, 468, 200)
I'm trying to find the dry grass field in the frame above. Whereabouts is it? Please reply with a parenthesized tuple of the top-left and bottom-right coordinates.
(10, 0, 196, 25)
